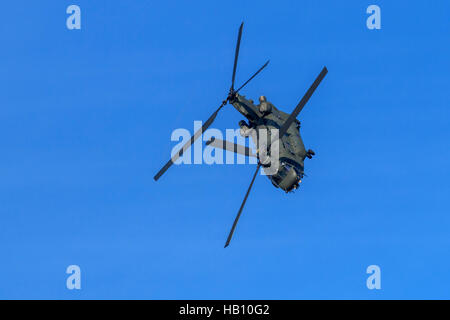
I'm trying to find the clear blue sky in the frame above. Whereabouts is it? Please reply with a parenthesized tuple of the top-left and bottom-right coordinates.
(0, 1, 449, 299)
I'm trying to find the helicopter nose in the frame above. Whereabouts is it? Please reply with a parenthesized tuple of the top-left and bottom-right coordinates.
(276, 167, 297, 191)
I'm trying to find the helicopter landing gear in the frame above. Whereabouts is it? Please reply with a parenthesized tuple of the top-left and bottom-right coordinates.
(306, 149, 315, 159)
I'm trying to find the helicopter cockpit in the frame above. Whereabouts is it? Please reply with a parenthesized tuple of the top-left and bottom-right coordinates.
(270, 161, 303, 192)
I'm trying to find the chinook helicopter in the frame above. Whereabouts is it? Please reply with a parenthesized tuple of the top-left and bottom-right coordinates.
(154, 23, 327, 247)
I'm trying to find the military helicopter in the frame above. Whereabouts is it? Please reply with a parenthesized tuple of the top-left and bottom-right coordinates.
(154, 23, 327, 247)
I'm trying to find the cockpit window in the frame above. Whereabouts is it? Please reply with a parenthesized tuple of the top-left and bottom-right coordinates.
(280, 163, 293, 176)
(272, 175, 282, 185)
(272, 163, 293, 185)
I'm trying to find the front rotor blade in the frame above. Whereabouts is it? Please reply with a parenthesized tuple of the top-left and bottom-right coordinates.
(224, 163, 261, 248)
(278, 67, 328, 139)
(153, 102, 225, 181)
(235, 60, 270, 93)
(231, 22, 244, 91)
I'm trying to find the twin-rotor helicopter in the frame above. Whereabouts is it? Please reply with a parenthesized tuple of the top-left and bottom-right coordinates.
(154, 23, 328, 247)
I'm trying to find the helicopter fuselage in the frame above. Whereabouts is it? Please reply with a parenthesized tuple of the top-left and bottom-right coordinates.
(231, 94, 311, 192)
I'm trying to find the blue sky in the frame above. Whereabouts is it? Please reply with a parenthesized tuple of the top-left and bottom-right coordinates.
(0, 0, 449, 299)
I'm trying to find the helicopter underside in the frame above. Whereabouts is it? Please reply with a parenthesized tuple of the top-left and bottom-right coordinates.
(231, 94, 313, 192)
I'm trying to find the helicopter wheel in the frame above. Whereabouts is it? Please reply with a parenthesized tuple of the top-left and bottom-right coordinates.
(306, 149, 315, 159)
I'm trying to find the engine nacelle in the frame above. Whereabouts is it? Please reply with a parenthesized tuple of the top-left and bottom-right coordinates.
(239, 126, 251, 137)
(238, 120, 251, 137)
(259, 102, 272, 114)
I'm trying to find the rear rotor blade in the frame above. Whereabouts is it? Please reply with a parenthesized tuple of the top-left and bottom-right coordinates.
(278, 67, 328, 139)
(235, 60, 270, 94)
(231, 22, 244, 91)
(206, 137, 257, 158)
(224, 163, 261, 248)
(153, 102, 226, 181)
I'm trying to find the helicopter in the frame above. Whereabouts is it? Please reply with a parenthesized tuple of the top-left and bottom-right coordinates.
(154, 22, 328, 247)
